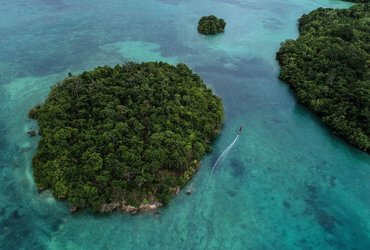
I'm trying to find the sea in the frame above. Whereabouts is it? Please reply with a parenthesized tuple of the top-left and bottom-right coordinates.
(0, 0, 369, 249)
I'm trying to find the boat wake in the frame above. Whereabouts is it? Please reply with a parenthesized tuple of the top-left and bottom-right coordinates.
(161, 127, 242, 215)
(208, 132, 240, 180)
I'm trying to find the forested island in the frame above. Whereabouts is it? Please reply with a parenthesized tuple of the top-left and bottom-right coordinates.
(29, 62, 224, 213)
(276, 3, 369, 152)
(198, 15, 226, 35)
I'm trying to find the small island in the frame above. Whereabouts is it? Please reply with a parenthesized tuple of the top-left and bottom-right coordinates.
(198, 15, 226, 35)
(29, 62, 224, 213)
(276, 3, 369, 152)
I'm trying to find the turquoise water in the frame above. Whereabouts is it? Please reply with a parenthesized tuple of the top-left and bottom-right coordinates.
(1, 0, 369, 249)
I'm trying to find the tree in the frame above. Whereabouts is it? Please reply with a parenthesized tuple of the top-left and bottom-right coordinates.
(198, 15, 226, 35)
(276, 3, 370, 152)
(29, 62, 224, 212)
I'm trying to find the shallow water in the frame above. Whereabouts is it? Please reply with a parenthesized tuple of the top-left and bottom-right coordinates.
(1, 0, 369, 249)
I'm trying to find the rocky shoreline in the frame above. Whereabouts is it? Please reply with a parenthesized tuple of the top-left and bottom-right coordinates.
(70, 201, 163, 214)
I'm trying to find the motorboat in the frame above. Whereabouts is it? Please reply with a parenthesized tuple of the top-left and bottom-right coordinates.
(238, 125, 243, 135)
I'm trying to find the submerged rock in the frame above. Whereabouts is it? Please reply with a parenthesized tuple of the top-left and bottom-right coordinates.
(27, 130, 37, 137)
(186, 188, 193, 195)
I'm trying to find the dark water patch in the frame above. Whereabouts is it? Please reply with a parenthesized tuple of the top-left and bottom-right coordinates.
(306, 185, 318, 202)
(194, 57, 273, 79)
(2, 210, 26, 229)
(225, 189, 237, 198)
(11, 210, 21, 220)
(271, 117, 282, 124)
(0, 11, 194, 78)
(263, 17, 284, 31)
(158, 39, 196, 61)
(213, 0, 299, 14)
(0, 8, 164, 77)
(329, 176, 337, 188)
(0, 135, 7, 151)
(298, 238, 307, 245)
(283, 200, 291, 209)
(1, 204, 53, 249)
(2, 179, 23, 205)
(146, 21, 197, 59)
(315, 209, 337, 234)
(229, 159, 246, 178)
(304, 185, 339, 234)
(326, 211, 370, 249)
(0, 118, 9, 155)
(326, 238, 347, 250)
(240, 223, 248, 230)
(50, 218, 64, 232)
(1, 225, 33, 250)
(38, 0, 73, 10)
(239, 58, 275, 78)
(0, 38, 100, 77)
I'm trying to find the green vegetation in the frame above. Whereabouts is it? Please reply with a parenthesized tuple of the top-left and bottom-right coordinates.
(198, 15, 226, 35)
(30, 62, 224, 211)
(347, 0, 368, 3)
(276, 3, 369, 152)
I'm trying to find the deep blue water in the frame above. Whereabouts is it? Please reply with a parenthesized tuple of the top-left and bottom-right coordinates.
(1, 0, 369, 249)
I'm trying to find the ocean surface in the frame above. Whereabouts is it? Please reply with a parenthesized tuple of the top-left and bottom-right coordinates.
(1, 0, 369, 249)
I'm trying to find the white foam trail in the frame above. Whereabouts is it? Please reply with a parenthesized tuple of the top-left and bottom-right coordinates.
(209, 134, 240, 179)
(162, 133, 240, 215)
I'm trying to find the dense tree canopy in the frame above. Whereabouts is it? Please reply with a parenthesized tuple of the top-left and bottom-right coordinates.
(198, 15, 226, 35)
(276, 4, 369, 152)
(30, 62, 224, 212)
(347, 0, 368, 3)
